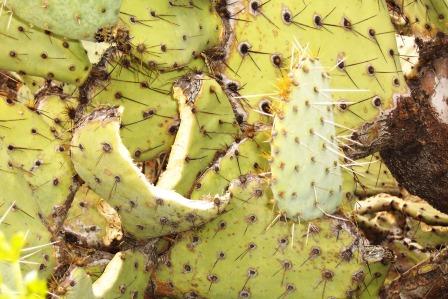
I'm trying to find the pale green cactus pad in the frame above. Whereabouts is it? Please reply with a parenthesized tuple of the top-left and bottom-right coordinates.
(0, 13, 91, 85)
(271, 57, 343, 221)
(71, 107, 230, 240)
(5, 0, 122, 41)
(155, 175, 391, 298)
(157, 74, 240, 196)
(118, 0, 223, 70)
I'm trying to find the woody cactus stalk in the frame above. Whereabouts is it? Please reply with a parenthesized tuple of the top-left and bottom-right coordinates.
(0, 0, 447, 298)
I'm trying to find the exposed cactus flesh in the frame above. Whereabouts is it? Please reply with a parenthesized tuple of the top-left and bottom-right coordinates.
(157, 73, 240, 196)
(63, 185, 122, 248)
(87, 50, 207, 162)
(71, 107, 229, 239)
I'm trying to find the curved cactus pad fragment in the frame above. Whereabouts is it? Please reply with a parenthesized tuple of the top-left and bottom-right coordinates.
(271, 57, 343, 221)
(157, 74, 240, 195)
(6, 0, 122, 41)
(155, 176, 390, 298)
(71, 107, 229, 239)
(118, 0, 223, 70)
(0, 14, 91, 85)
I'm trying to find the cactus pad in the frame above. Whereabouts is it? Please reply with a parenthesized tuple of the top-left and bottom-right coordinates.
(71, 107, 229, 239)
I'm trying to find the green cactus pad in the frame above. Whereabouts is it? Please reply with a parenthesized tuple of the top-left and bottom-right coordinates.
(215, 0, 406, 128)
(0, 97, 76, 224)
(157, 74, 240, 196)
(271, 57, 343, 221)
(36, 93, 78, 140)
(155, 175, 390, 298)
(60, 267, 95, 299)
(88, 50, 207, 162)
(0, 14, 91, 85)
(118, 0, 223, 70)
(5, 0, 122, 41)
(71, 107, 230, 240)
(190, 131, 270, 199)
(0, 169, 56, 280)
(63, 185, 122, 248)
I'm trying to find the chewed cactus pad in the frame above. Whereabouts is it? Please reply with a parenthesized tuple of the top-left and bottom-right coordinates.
(155, 176, 391, 298)
(157, 73, 240, 196)
(71, 107, 229, 240)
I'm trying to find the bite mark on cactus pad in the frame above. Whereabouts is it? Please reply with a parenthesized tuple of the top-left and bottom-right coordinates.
(71, 107, 229, 240)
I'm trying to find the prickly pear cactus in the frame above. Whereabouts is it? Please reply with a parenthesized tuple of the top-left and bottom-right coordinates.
(0, 13, 91, 85)
(71, 107, 229, 239)
(155, 175, 391, 298)
(117, 0, 224, 70)
(0, 0, 445, 297)
(5, 0, 122, 41)
(157, 73, 240, 195)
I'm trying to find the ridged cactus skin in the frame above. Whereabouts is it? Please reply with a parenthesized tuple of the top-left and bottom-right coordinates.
(155, 175, 391, 298)
(157, 74, 240, 195)
(71, 107, 229, 239)
(0, 14, 91, 85)
(118, 0, 224, 70)
(5, 0, 122, 41)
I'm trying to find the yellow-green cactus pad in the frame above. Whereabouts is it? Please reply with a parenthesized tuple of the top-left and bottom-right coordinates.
(157, 74, 240, 196)
(216, 0, 407, 128)
(155, 175, 390, 298)
(190, 131, 270, 199)
(0, 14, 91, 85)
(0, 97, 76, 223)
(118, 0, 223, 70)
(89, 50, 207, 161)
(6, 0, 122, 41)
(71, 107, 230, 240)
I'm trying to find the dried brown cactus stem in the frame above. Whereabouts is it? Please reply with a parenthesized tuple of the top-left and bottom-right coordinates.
(345, 35, 448, 213)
